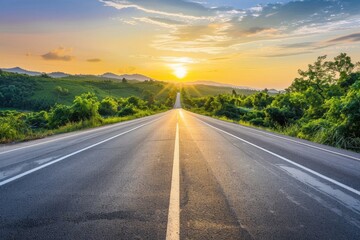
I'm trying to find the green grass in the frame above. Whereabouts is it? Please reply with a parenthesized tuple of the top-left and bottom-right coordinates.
(30, 76, 174, 107)
(0, 109, 167, 144)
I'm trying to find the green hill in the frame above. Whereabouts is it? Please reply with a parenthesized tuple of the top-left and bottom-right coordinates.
(0, 71, 176, 110)
(181, 84, 258, 97)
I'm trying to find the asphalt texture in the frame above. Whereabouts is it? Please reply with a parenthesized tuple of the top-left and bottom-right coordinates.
(0, 93, 359, 239)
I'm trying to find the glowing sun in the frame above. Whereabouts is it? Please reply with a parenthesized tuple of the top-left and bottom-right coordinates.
(173, 66, 187, 79)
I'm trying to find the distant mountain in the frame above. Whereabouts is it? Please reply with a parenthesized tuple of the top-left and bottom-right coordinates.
(101, 72, 120, 79)
(267, 88, 281, 94)
(48, 72, 69, 78)
(100, 72, 154, 81)
(185, 80, 257, 90)
(1, 67, 155, 81)
(1, 67, 42, 76)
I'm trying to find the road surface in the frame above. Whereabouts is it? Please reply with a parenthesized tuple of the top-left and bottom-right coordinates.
(0, 93, 360, 239)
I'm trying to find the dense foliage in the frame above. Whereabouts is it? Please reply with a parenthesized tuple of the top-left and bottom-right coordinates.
(183, 53, 360, 151)
(0, 77, 177, 143)
(0, 71, 176, 111)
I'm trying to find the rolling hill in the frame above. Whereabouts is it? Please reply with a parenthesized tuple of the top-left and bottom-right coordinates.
(0, 71, 176, 111)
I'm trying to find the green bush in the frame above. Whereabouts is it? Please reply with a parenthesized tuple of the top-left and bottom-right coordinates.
(49, 104, 72, 128)
(99, 97, 118, 116)
(70, 92, 100, 122)
(25, 111, 49, 129)
(118, 106, 137, 116)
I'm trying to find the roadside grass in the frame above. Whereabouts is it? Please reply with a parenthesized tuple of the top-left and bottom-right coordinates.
(0, 109, 167, 144)
(187, 108, 360, 152)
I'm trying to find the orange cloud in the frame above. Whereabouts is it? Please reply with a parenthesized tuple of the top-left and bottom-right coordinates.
(42, 47, 74, 61)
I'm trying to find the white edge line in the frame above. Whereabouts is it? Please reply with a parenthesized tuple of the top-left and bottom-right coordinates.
(198, 119, 360, 197)
(0, 112, 166, 156)
(166, 122, 180, 240)
(189, 111, 360, 162)
(0, 118, 159, 187)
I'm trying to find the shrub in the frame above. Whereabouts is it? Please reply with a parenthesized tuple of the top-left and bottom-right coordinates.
(99, 97, 118, 116)
(25, 111, 49, 129)
(118, 106, 137, 116)
(49, 104, 72, 128)
(70, 92, 100, 122)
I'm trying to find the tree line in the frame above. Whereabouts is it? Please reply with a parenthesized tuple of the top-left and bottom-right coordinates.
(182, 53, 360, 151)
(0, 91, 177, 143)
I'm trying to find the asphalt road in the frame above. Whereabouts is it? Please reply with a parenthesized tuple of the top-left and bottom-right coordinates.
(0, 93, 360, 239)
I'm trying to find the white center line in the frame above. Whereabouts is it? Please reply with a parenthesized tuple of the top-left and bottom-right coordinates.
(198, 119, 360, 197)
(166, 121, 180, 240)
(0, 118, 159, 187)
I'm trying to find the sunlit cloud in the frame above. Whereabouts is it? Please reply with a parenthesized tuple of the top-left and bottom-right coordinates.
(264, 51, 313, 58)
(134, 17, 185, 28)
(160, 56, 197, 64)
(100, 0, 212, 20)
(87, 58, 102, 63)
(114, 17, 138, 25)
(41, 47, 74, 61)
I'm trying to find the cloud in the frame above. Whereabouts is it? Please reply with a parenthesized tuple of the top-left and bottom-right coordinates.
(277, 32, 360, 53)
(280, 42, 316, 49)
(115, 17, 137, 25)
(87, 58, 102, 62)
(148, 17, 184, 25)
(172, 23, 227, 41)
(264, 51, 313, 58)
(100, 0, 213, 20)
(134, 17, 185, 28)
(160, 56, 197, 64)
(328, 32, 360, 43)
(42, 47, 74, 61)
(103, 0, 360, 55)
(209, 57, 230, 61)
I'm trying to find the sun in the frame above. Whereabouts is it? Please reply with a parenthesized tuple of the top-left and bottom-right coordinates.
(173, 66, 187, 79)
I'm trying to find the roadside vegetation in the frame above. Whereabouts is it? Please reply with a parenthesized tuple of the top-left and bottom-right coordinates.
(0, 71, 177, 143)
(181, 84, 258, 97)
(182, 53, 360, 151)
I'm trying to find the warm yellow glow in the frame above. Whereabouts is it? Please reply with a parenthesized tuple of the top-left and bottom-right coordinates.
(173, 65, 187, 79)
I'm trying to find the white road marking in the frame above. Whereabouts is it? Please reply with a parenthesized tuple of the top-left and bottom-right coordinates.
(198, 119, 360, 197)
(166, 121, 180, 240)
(0, 119, 159, 187)
(190, 111, 360, 162)
(0, 114, 164, 155)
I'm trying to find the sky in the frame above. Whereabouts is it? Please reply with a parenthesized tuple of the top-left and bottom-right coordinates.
(1, 0, 360, 89)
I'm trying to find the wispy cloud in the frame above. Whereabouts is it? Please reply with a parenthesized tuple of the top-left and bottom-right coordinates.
(264, 51, 313, 58)
(101, 0, 212, 20)
(41, 47, 74, 61)
(134, 17, 185, 28)
(328, 33, 360, 43)
(87, 58, 102, 62)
